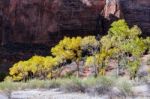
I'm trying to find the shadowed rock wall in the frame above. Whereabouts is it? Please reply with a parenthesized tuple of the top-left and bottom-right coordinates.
(0, 0, 105, 46)
(103, 0, 150, 36)
(0, 0, 150, 46)
(119, 0, 150, 36)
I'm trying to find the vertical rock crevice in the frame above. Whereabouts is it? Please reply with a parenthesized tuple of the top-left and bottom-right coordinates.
(102, 0, 121, 19)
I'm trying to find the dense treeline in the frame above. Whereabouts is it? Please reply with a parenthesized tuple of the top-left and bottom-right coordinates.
(5, 20, 150, 81)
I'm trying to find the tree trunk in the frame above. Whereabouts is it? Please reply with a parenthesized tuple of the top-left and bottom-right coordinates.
(94, 65, 99, 77)
(76, 61, 80, 77)
(100, 61, 106, 76)
(117, 56, 120, 77)
(51, 70, 53, 80)
(93, 56, 98, 77)
(116, 65, 119, 77)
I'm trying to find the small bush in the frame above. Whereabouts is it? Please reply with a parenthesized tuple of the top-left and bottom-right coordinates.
(0, 81, 21, 91)
(96, 76, 115, 87)
(94, 76, 115, 95)
(27, 79, 48, 89)
(48, 79, 63, 88)
(147, 58, 150, 65)
(116, 78, 132, 96)
(0, 76, 135, 98)
(60, 77, 85, 92)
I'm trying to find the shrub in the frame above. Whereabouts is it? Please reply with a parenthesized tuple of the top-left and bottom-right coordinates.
(94, 76, 115, 95)
(0, 76, 136, 98)
(96, 76, 115, 87)
(51, 37, 83, 77)
(147, 58, 150, 65)
(116, 78, 132, 96)
(60, 77, 85, 92)
(99, 19, 148, 78)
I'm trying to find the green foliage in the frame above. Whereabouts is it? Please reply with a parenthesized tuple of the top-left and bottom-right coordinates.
(147, 58, 150, 65)
(81, 36, 99, 55)
(0, 76, 116, 92)
(127, 59, 141, 79)
(143, 37, 150, 53)
(96, 76, 115, 88)
(99, 19, 148, 78)
(116, 78, 132, 96)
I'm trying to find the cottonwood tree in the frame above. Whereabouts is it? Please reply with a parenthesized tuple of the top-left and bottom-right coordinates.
(100, 19, 148, 79)
(7, 55, 59, 81)
(81, 36, 100, 77)
(51, 37, 82, 77)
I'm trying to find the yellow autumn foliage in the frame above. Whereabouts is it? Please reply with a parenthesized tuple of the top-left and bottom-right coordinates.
(51, 36, 82, 61)
(8, 55, 60, 81)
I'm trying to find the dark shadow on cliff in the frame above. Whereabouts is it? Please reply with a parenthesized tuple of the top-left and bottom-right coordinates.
(100, 14, 120, 35)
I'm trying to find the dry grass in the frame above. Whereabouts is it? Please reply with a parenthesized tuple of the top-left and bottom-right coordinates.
(0, 76, 133, 97)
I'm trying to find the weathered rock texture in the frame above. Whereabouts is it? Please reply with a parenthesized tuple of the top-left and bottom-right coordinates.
(103, 0, 121, 19)
(119, 0, 150, 36)
(103, 0, 150, 37)
(0, 0, 105, 46)
(0, 0, 149, 46)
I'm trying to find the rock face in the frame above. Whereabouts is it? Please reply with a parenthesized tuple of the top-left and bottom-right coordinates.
(0, 0, 12, 46)
(0, 0, 105, 46)
(103, 0, 150, 37)
(119, 0, 150, 36)
(103, 0, 121, 19)
(0, 0, 150, 46)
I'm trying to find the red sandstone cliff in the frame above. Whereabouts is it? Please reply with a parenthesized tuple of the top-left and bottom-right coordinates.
(0, 0, 105, 46)
(0, 0, 150, 46)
